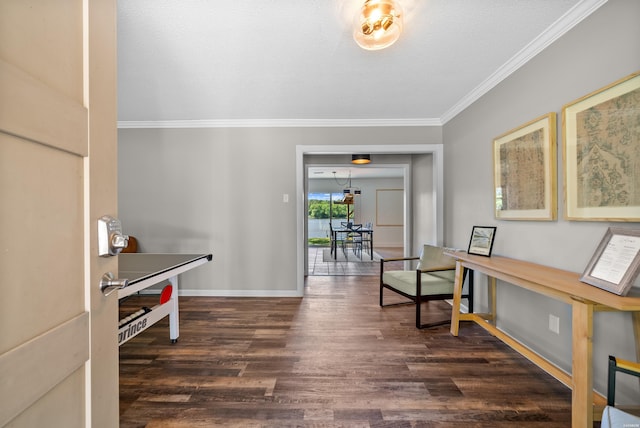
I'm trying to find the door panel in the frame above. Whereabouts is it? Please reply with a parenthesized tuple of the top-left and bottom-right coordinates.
(0, 134, 84, 354)
(7, 369, 85, 428)
(0, 59, 88, 155)
(0, 0, 83, 102)
(0, 314, 89, 426)
(0, 0, 118, 426)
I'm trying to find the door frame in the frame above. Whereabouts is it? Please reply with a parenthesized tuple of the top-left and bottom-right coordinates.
(295, 144, 444, 296)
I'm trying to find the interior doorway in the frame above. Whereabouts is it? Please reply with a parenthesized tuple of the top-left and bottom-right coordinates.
(306, 167, 405, 276)
(295, 144, 445, 295)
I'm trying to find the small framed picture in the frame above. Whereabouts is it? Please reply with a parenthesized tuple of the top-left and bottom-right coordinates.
(580, 227, 640, 296)
(467, 226, 497, 257)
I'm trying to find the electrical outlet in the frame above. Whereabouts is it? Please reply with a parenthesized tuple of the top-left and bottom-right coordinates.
(549, 314, 560, 334)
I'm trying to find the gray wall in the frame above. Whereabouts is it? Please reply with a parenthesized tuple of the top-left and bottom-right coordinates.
(412, 154, 436, 256)
(443, 0, 640, 401)
(118, 126, 440, 296)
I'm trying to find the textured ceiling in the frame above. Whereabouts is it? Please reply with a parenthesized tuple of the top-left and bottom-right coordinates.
(117, 0, 604, 127)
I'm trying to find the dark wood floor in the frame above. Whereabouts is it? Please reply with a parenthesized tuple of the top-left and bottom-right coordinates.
(119, 259, 574, 427)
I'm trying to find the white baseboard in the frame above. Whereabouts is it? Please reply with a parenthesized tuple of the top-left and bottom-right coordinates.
(136, 288, 301, 297)
(445, 298, 469, 314)
(182, 289, 302, 297)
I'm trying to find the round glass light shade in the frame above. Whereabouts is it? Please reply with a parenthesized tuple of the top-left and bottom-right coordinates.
(353, 0, 403, 51)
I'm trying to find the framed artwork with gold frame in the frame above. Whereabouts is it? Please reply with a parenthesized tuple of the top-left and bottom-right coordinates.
(493, 113, 557, 220)
(562, 71, 640, 221)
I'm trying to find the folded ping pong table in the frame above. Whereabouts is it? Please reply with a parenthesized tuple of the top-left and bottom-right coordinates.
(117, 253, 212, 346)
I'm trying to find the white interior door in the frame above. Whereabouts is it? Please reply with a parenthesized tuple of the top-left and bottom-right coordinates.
(0, 1, 119, 427)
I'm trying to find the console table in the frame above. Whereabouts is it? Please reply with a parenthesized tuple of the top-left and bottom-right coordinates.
(445, 250, 640, 428)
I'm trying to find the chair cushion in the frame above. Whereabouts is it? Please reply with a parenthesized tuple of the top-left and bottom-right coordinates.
(416, 244, 456, 271)
(601, 406, 640, 428)
(382, 270, 455, 296)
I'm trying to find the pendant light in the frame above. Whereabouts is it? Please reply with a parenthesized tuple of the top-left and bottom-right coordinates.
(352, 154, 371, 165)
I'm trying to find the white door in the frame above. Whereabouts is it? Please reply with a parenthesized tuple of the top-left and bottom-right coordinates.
(0, 1, 119, 427)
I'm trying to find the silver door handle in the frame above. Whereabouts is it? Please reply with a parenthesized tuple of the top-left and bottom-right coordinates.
(111, 233, 129, 251)
(100, 272, 129, 296)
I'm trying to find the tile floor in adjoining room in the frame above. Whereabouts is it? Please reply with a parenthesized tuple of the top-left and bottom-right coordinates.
(307, 245, 404, 276)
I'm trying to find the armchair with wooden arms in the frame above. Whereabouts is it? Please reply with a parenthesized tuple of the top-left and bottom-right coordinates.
(380, 244, 473, 329)
(601, 355, 640, 427)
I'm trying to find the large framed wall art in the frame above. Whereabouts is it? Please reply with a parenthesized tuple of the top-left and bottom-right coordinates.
(493, 113, 557, 220)
(562, 71, 640, 221)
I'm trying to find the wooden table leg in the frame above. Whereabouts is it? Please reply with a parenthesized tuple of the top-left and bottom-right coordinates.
(571, 298, 594, 428)
(633, 312, 640, 366)
(450, 262, 465, 336)
(489, 276, 496, 326)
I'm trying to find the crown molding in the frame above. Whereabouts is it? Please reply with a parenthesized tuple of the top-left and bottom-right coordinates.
(440, 0, 608, 124)
(117, 117, 441, 129)
(117, 0, 606, 130)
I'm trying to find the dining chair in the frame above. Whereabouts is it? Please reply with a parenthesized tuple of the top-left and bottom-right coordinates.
(350, 224, 364, 257)
(328, 222, 342, 257)
(358, 221, 373, 256)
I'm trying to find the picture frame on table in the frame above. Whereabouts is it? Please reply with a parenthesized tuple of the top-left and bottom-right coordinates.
(493, 113, 557, 221)
(580, 227, 640, 296)
(467, 226, 497, 257)
(562, 71, 640, 221)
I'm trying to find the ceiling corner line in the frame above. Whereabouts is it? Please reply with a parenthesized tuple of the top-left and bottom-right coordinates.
(439, 0, 607, 126)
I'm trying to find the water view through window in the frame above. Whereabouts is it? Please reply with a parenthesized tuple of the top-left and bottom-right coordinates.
(308, 192, 348, 239)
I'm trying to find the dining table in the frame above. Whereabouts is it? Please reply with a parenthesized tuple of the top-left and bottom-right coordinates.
(331, 225, 374, 260)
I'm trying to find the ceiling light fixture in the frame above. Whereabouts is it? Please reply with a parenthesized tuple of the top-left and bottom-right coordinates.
(352, 154, 371, 164)
(333, 171, 362, 203)
(353, 0, 403, 51)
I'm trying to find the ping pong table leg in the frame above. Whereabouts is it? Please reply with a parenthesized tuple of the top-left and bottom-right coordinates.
(168, 275, 180, 343)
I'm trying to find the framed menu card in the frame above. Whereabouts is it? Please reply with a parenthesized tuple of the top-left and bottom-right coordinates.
(580, 227, 640, 295)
